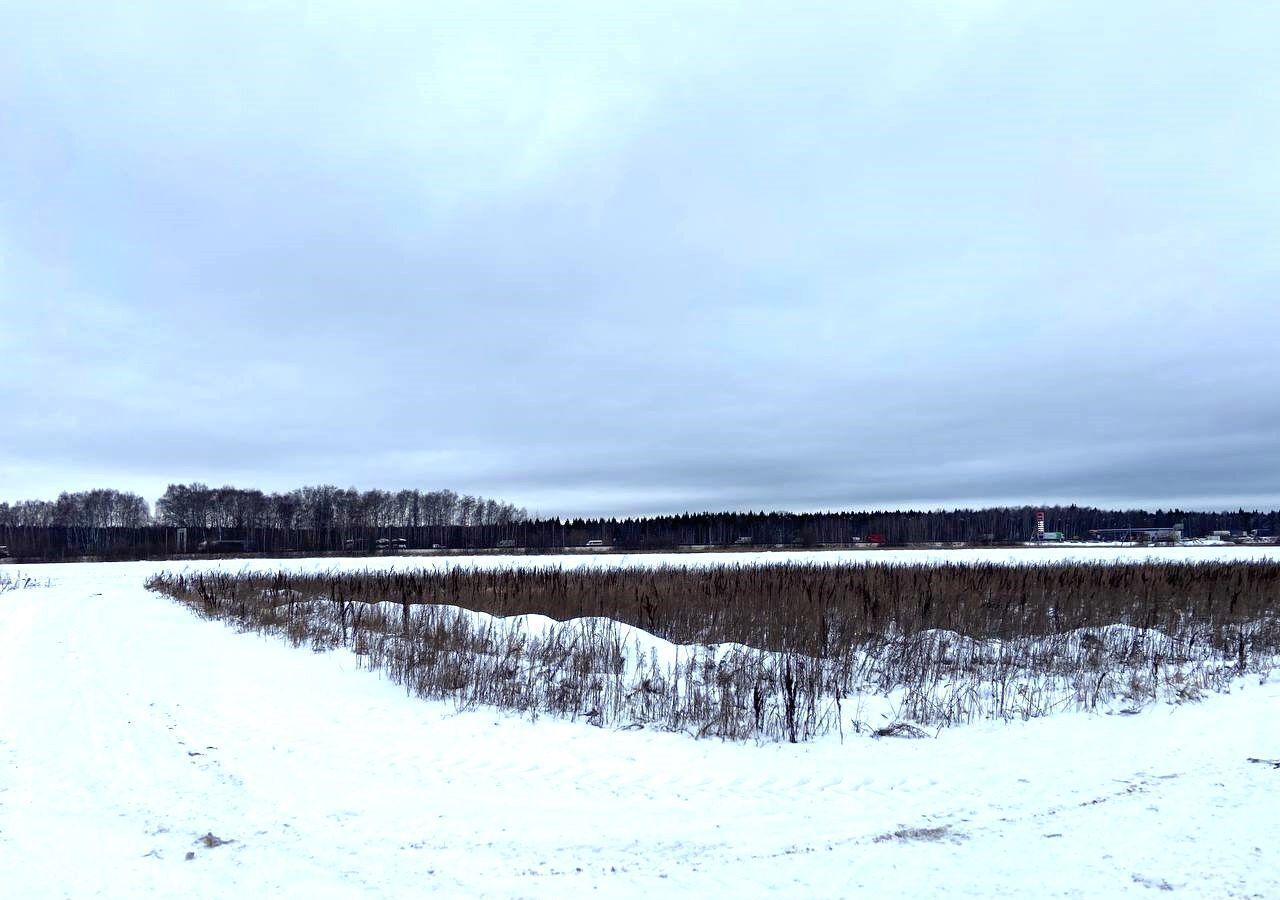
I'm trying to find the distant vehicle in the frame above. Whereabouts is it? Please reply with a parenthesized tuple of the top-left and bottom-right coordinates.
(430, 543, 444, 550)
(197, 539, 254, 553)
(375, 537, 409, 553)
(585, 539, 606, 547)
(496, 539, 518, 549)
(866, 533, 887, 544)
(343, 538, 368, 550)
(732, 536, 753, 545)
(0, 545, 9, 557)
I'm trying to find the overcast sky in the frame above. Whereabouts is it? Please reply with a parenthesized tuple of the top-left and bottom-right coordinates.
(2, 1, 1278, 516)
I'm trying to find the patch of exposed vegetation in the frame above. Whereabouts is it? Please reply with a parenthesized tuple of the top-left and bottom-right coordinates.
(147, 562, 1280, 742)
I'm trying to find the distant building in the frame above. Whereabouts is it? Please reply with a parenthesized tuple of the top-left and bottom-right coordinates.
(1087, 524, 1183, 543)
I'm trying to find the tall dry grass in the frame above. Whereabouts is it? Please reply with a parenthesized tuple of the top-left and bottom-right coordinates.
(148, 562, 1280, 742)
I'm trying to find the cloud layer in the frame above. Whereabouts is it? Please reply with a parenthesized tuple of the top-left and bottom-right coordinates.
(3, 1, 1278, 514)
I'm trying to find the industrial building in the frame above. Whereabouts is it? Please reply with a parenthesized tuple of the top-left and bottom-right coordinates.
(1087, 524, 1183, 543)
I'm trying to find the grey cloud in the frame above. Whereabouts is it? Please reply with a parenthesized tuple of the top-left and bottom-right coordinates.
(3, 1, 1279, 514)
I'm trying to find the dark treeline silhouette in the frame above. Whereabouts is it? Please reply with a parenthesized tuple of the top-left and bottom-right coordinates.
(0, 489, 152, 528)
(0, 483, 527, 530)
(0, 483, 526, 560)
(0, 498, 1276, 561)
(557, 505, 1277, 548)
(151, 484, 527, 529)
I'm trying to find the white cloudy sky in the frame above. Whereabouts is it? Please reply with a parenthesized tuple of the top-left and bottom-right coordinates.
(2, 1, 1278, 515)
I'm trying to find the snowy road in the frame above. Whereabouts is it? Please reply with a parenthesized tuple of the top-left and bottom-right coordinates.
(2, 562, 1278, 897)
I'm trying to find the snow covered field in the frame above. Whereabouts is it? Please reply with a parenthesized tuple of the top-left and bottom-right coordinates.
(27, 541, 1280, 579)
(279, 542, 1280, 572)
(2, 558, 1279, 897)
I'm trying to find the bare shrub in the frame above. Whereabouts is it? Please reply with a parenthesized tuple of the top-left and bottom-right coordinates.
(0, 571, 47, 595)
(147, 561, 1280, 742)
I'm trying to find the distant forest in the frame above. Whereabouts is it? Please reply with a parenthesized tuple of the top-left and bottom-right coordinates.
(0, 484, 529, 529)
(0, 485, 1277, 561)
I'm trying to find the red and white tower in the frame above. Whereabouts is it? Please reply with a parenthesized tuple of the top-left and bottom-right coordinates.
(1035, 510, 1046, 539)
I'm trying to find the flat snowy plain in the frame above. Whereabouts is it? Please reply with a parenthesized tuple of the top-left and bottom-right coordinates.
(2, 546, 1278, 898)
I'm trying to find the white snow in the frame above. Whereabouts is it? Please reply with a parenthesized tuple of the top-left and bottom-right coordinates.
(49, 541, 1280, 580)
(328, 542, 1280, 571)
(2, 558, 1278, 897)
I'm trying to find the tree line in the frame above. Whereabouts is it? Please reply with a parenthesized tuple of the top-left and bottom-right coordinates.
(0, 484, 528, 530)
(1, 494, 1276, 561)
(0, 488, 151, 528)
(557, 505, 1276, 548)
